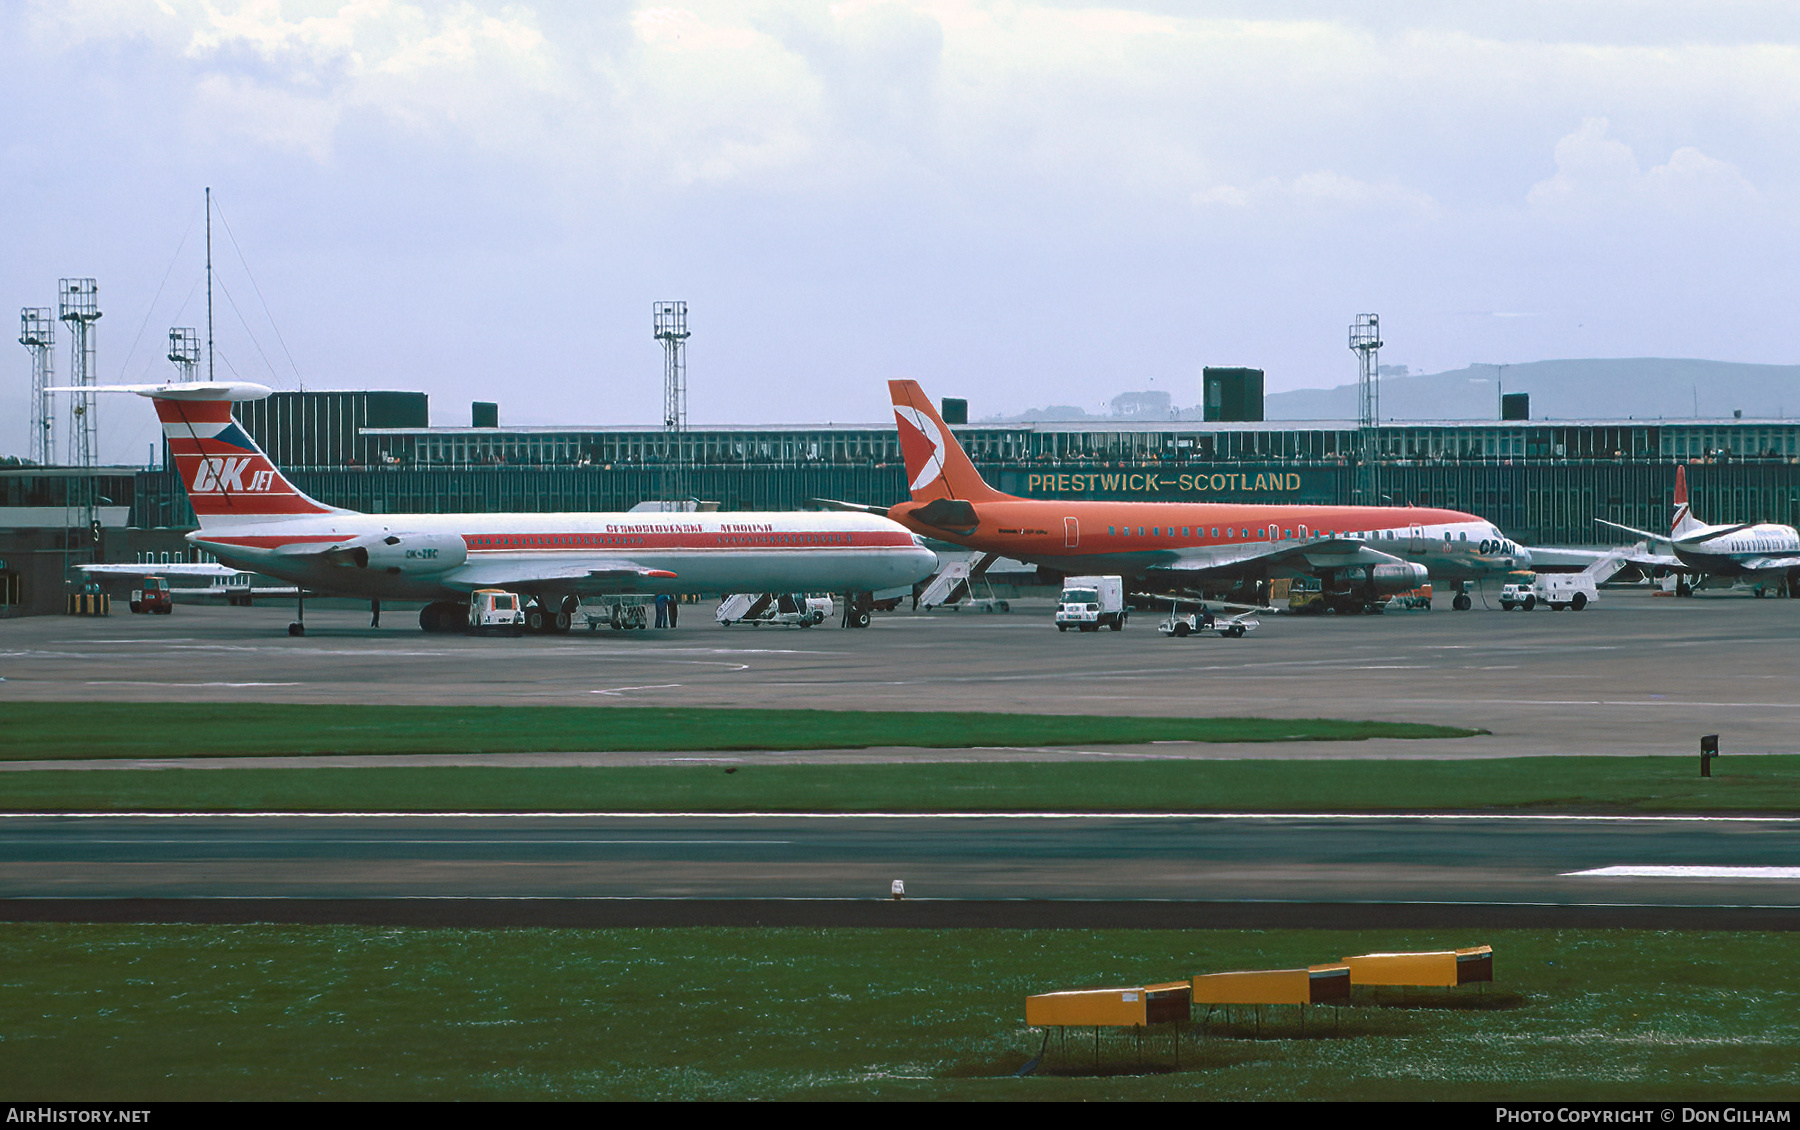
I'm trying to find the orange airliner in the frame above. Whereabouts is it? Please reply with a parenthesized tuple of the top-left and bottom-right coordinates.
(881, 380, 1531, 612)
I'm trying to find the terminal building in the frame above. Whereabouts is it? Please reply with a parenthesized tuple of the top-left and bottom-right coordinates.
(7, 387, 1800, 615)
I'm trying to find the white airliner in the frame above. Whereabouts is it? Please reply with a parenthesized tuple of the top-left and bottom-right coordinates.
(1599, 465, 1800, 596)
(69, 382, 937, 634)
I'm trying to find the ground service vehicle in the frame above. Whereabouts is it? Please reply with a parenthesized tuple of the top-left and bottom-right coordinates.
(128, 576, 173, 614)
(469, 589, 524, 635)
(917, 556, 1011, 612)
(1288, 578, 1326, 614)
(1056, 575, 1126, 632)
(1536, 572, 1597, 611)
(1499, 583, 1537, 611)
(585, 596, 650, 630)
(717, 593, 833, 627)
(1156, 598, 1258, 639)
(1385, 584, 1433, 611)
(1500, 571, 1601, 612)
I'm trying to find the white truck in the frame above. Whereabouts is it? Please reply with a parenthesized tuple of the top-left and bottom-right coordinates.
(1535, 572, 1599, 611)
(1055, 575, 1127, 632)
(1501, 573, 1598, 611)
(468, 589, 525, 635)
(1501, 550, 1626, 611)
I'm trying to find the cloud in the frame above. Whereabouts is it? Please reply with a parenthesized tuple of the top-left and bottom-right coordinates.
(1195, 171, 1438, 215)
(1528, 117, 1757, 212)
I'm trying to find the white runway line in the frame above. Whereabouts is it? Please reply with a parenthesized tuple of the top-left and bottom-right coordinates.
(1565, 865, 1800, 879)
(588, 684, 684, 696)
(6, 811, 1799, 823)
(0, 838, 794, 845)
(84, 681, 302, 688)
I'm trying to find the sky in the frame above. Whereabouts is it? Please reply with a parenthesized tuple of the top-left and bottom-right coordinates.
(6, 1, 1800, 463)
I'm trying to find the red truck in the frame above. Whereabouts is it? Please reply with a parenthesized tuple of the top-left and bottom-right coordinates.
(129, 576, 173, 615)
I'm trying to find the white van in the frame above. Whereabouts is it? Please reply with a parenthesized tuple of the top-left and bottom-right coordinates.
(1055, 575, 1126, 632)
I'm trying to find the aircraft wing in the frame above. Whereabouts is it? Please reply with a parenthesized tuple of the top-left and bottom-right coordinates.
(1741, 554, 1800, 572)
(1594, 518, 1668, 545)
(437, 559, 678, 593)
(76, 563, 243, 579)
(1145, 536, 1408, 577)
(1596, 518, 1754, 546)
(1528, 543, 1674, 580)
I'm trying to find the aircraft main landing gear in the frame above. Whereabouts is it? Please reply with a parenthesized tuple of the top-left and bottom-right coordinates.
(842, 591, 873, 628)
(420, 601, 466, 633)
(523, 597, 576, 633)
(288, 591, 306, 636)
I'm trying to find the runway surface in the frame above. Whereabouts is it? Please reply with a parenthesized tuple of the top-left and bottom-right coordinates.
(3, 811, 1797, 926)
(4, 588, 1799, 762)
(5, 591, 1796, 926)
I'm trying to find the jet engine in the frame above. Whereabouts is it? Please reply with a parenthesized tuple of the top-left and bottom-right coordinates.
(1366, 562, 1429, 595)
(324, 532, 467, 575)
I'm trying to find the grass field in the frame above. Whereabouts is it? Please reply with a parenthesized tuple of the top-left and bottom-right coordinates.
(0, 702, 1476, 761)
(2, 925, 1794, 1101)
(1, 755, 1795, 814)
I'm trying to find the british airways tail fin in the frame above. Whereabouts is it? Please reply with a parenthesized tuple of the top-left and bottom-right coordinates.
(1671, 465, 1704, 538)
(887, 380, 1008, 503)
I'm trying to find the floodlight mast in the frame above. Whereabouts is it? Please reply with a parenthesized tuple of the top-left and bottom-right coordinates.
(58, 278, 101, 468)
(19, 308, 55, 465)
(653, 301, 691, 508)
(1348, 313, 1382, 504)
(168, 328, 201, 382)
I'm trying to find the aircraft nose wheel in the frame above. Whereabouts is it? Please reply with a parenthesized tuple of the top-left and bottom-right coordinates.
(287, 622, 305, 636)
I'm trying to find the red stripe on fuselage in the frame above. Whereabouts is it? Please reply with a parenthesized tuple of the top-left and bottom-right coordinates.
(458, 531, 914, 550)
(200, 529, 912, 551)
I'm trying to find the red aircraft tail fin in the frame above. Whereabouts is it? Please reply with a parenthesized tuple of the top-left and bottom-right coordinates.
(1670, 464, 1703, 538)
(150, 385, 343, 525)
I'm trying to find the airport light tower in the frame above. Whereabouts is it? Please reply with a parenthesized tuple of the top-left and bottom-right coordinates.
(168, 327, 201, 382)
(1349, 312, 1382, 504)
(654, 301, 690, 507)
(58, 278, 101, 468)
(19, 308, 54, 466)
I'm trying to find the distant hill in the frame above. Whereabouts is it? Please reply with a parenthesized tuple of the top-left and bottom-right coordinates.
(980, 358, 1800, 425)
(1264, 358, 1800, 422)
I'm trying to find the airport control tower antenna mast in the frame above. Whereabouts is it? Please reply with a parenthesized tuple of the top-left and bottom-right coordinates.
(654, 301, 691, 507)
(1349, 312, 1382, 504)
(206, 187, 215, 384)
(19, 308, 55, 465)
(59, 278, 101, 468)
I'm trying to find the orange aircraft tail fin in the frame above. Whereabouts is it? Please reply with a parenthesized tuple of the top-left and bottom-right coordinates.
(887, 380, 1008, 503)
